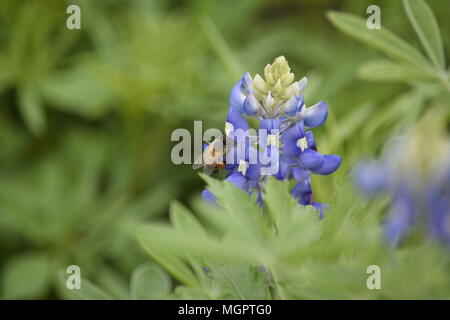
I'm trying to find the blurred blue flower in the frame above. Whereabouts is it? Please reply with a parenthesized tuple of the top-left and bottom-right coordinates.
(354, 115, 450, 248)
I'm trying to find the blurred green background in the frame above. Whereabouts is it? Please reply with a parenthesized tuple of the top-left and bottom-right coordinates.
(0, 0, 449, 299)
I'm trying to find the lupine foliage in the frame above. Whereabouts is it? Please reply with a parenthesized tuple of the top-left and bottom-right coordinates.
(0, 0, 449, 299)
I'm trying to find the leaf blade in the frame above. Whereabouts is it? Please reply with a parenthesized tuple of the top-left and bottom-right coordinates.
(17, 85, 46, 136)
(403, 0, 445, 70)
(327, 11, 432, 72)
(358, 59, 437, 82)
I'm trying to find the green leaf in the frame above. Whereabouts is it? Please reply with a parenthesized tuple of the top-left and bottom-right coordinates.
(137, 224, 262, 265)
(327, 11, 432, 72)
(170, 201, 206, 236)
(200, 174, 271, 245)
(206, 264, 270, 300)
(135, 237, 199, 287)
(57, 271, 113, 300)
(133, 209, 202, 287)
(263, 179, 323, 259)
(39, 63, 115, 119)
(403, 0, 445, 70)
(263, 178, 298, 231)
(97, 267, 130, 300)
(172, 286, 211, 300)
(358, 59, 437, 82)
(130, 263, 171, 300)
(17, 85, 46, 136)
(1, 253, 49, 299)
(126, 182, 179, 219)
(169, 201, 211, 279)
(271, 205, 323, 260)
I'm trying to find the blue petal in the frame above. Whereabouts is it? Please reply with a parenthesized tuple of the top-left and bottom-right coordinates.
(305, 131, 317, 151)
(224, 163, 237, 171)
(298, 77, 308, 92)
(297, 95, 305, 112)
(385, 192, 415, 245)
(225, 172, 249, 192)
(313, 155, 342, 175)
(246, 163, 261, 181)
(281, 122, 305, 157)
(270, 153, 292, 180)
(247, 145, 264, 180)
(255, 191, 264, 208)
(428, 188, 450, 246)
(353, 161, 387, 195)
(292, 167, 310, 181)
(312, 202, 329, 219)
(201, 189, 217, 204)
(229, 82, 245, 114)
(240, 72, 253, 95)
(299, 149, 324, 171)
(291, 179, 312, 204)
(283, 94, 304, 116)
(226, 137, 258, 170)
(226, 108, 249, 133)
(248, 180, 260, 190)
(259, 118, 281, 132)
(225, 142, 247, 168)
(243, 93, 260, 116)
(259, 145, 280, 177)
(302, 101, 328, 128)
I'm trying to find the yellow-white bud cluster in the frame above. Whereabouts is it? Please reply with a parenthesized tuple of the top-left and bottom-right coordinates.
(252, 56, 301, 110)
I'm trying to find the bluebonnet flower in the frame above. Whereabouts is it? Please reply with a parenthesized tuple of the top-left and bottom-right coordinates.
(354, 115, 450, 248)
(202, 56, 341, 216)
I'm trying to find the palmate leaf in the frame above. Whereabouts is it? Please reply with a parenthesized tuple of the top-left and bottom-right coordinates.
(403, 0, 445, 70)
(135, 237, 199, 287)
(262, 176, 298, 231)
(327, 12, 433, 74)
(200, 174, 272, 246)
(137, 223, 261, 266)
(170, 201, 207, 237)
(169, 201, 211, 281)
(136, 188, 265, 290)
(170, 201, 271, 299)
(263, 178, 323, 260)
(205, 264, 270, 300)
(136, 176, 326, 297)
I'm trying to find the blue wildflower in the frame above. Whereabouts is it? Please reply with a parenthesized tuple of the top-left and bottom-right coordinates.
(202, 56, 341, 216)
